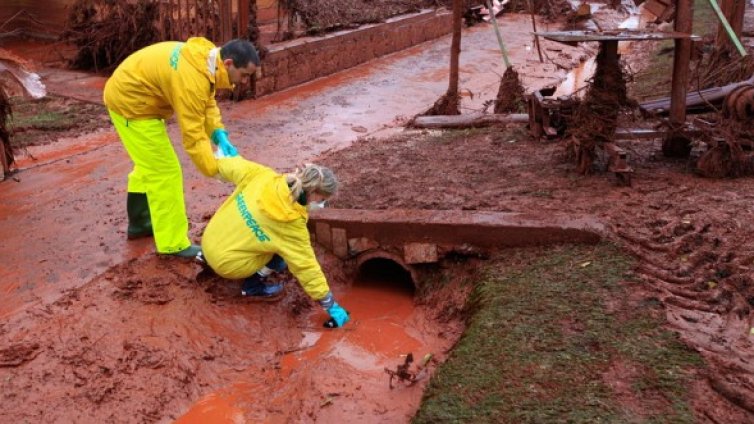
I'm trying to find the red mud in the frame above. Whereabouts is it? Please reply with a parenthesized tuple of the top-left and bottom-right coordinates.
(6, 6, 753, 423)
(318, 126, 754, 422)
(0, 248, 462, 423)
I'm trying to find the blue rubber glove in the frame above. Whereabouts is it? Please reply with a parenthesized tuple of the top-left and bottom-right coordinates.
(211, 129, 238, 157)
(325, 302, 350, 328)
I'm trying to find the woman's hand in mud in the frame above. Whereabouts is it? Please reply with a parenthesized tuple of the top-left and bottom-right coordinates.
(324, 303, 350, 328)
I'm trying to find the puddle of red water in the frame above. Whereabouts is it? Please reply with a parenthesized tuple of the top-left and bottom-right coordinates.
(176, 385, 252, 424)
(176, 276, 434, 422)
(280, 278, 421, 372)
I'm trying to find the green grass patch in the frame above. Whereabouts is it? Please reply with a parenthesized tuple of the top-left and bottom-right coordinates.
(413, 243, 704, 423)
(12, 110, 75, 131)
(10, 96, 79, 132)
(629, 0, 717, 101)
(8, 95, 107, 147)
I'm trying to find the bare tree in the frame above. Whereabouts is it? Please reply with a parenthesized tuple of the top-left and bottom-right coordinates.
(446, 0, 462, 114)
(420, 0, 462, 116)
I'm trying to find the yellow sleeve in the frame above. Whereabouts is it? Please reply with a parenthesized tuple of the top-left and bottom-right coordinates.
(276, 222, 331, 301)
(204, 95, 224, 137)
(217, 156, 269, 186)
(171, 77, 218, 177)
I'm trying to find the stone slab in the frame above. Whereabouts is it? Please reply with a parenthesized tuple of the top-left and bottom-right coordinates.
(308, 209, 604, 249)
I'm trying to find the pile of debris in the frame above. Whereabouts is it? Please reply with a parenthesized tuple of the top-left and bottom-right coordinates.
(62, 0, 163, 72)
(504, 0, 572, 21)
(566, 43, 636, 175)
(281, 0, 436, 35)
(62, 0, 261, 73)
(641, 56, 754, 178)
(0, 86, 11, 180)
(494, 67, 526, 113)
(0, 48, 47, 181)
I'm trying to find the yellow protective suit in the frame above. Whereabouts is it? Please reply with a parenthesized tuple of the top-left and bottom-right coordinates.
(104, 37, 233, 253)
(201, 157, 331, 302)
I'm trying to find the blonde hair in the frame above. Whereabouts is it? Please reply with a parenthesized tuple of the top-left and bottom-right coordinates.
(286, 164, 338, 202)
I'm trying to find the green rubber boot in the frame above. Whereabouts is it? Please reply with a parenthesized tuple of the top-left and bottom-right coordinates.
(126, 192, 153, 239)
(164, 244, 202, 261)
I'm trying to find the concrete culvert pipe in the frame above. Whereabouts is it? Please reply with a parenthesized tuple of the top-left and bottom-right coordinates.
(355, 250, 416, 292)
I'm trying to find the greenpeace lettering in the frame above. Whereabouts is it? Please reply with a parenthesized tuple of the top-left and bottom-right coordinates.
(235, 193, 271, 242)
(169, 43, 184, 70)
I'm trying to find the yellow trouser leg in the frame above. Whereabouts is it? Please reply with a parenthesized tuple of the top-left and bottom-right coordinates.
(109, 109, 190, 253)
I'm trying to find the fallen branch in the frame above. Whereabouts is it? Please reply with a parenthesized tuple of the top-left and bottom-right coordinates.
(410, 113, 528, 129)
(384, 352, 433, 389)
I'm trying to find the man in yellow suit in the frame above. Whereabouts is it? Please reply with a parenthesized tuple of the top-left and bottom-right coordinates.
(104, 37, 259, 258)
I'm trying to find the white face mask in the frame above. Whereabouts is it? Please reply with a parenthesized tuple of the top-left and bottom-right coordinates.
(308, 200, 326, 211)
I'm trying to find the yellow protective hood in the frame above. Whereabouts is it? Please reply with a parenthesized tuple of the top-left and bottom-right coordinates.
(181, 37, 232, 90)
(258, 175, 309, 223)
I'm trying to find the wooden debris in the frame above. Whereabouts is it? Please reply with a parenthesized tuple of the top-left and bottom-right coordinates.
(384, 352, 433, 389)
(410, 113, 528, 129)
(640, 76, 754, 115)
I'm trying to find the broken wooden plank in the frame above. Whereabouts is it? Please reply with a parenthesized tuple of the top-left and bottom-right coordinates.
(644, 0, 674, 20)
(411, 113, 529, 129)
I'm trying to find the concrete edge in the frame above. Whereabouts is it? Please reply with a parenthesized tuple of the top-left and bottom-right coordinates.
(308, 209, 605, 250)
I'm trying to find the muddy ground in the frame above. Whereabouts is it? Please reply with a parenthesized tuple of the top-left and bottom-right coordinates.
(0, 246, 467, 423)
(319, 124, 754, 421)
(9, 95, 107, 148)
(5, 114, 754, 422)
(3, 3, 754, 423)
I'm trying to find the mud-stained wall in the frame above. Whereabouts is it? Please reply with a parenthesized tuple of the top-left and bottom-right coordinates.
(257, 0, 279, 24)
(255, 9, 452, 96)
(1, 0, 75, 35)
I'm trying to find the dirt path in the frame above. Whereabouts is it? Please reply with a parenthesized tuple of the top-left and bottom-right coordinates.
(0, 250, 466, 422)
(0, 12, 595, 423)
(0, 12, 591, 317)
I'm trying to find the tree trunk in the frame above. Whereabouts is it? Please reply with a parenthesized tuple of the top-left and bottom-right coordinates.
(446, 0, 462, 113)
(716, 0, 746, 50)
(416, 0, 462, 116)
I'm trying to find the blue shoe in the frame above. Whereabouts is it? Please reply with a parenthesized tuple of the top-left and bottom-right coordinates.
(241, 274, 285, 300)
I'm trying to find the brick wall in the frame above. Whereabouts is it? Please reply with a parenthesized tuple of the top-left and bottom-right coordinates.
(256, 9, 453, 96)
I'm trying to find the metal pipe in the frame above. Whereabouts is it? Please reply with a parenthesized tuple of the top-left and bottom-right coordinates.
(486, 0, 511, 69)
(526, 0, 544, 62)
(708, 0, 747, 56)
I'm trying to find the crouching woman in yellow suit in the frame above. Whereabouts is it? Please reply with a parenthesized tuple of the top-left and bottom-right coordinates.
(201, 156, 350, 328)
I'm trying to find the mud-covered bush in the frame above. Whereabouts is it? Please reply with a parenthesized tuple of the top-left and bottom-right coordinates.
(283, 0, 439, 34)
(0, 88, 13, 173)
(505, 0, 572, 20)
(61, 0, 163, 72)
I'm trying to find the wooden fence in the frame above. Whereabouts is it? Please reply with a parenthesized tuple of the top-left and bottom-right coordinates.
(157, 0, 250, 43)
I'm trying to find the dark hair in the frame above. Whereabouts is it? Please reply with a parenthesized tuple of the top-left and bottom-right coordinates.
(220, 39, 260, 67)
